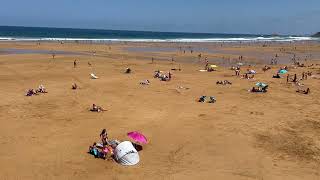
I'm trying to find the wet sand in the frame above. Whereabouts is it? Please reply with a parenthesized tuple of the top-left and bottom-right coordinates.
(0, 41, 320, 180)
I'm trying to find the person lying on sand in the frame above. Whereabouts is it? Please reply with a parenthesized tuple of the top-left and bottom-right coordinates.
(89, 142, 101, 158)
(26, 89, 37, 96)
(247, 69, 256, 74)
(160, 75, 170, 81)
(250, 86, 268, 93)
(242, 73, 255, 79)
(272, 73, 281, 78)
(216, 80, 232, 85)
(154, 71, 161, 78)
(208, 96, 217, 103)
(198, 96, 206, 102)
(89, 142, 108, 160)
(90, 104, 106, 112)
(296, 88, 310, 95)
(140, 80, 150, 85)
(37, 85, 47, 93)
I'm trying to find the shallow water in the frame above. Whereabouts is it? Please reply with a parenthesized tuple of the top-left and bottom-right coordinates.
(0, 48, 84, 55)
(124, 46, 214, 53)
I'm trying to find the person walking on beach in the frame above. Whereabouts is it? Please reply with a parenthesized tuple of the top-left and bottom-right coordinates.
(74, 60, 77, 68)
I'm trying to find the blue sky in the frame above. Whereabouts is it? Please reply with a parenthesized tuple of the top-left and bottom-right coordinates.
(0, 0, 319, 35)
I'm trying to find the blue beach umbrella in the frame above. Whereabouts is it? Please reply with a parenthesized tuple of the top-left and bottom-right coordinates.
(278, 69, 288, 74)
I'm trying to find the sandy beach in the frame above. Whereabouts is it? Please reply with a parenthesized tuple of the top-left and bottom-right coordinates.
(0, 41, 320, 180)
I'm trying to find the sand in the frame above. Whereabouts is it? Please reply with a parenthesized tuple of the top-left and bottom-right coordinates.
(0, 41, 320, 180)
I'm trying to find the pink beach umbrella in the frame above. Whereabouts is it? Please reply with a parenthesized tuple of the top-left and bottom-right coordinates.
(127, 131, 148, 144)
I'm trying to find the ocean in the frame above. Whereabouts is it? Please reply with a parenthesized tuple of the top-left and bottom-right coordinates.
(0, 26, 317, 42)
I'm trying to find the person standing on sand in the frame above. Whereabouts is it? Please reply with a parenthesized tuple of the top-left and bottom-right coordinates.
(74, 60, 77, 68)
(293, 74, 297, 82)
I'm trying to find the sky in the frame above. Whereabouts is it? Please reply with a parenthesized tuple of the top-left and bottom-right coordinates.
(0, 0, 319, 35)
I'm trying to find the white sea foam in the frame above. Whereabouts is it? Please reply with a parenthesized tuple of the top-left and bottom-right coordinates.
(0, 36, 318, 42)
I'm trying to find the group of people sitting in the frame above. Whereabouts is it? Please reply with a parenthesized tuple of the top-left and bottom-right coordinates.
(88, 129, 120, 160)
(250, 86, 268, 93)
(154, 70, 172, 81)
(90, 104, 106, 112)
(26, 85, 47, 96)
(198, 96, 216, 103)
(216, 80, 232, 85)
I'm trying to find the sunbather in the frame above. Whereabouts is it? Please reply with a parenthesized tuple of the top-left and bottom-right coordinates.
(140, 80, 150, 85)
(208, 96, 216, 103)
(37, 85, 47, 93)
(89, 142, 100, 158)
(90, 104, 106, 112)
(198, 96, 206, 102)
(89, 142, 108, 160)
(223, 80, 232, 85)
(161, 75, 170, 81)
(26, 89, 37, 96)
(251, 86, 268, 93)
(272, 73, 281, 78)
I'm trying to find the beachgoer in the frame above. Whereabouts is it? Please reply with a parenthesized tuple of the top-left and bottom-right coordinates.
(100, 129, 109, 146)
(89, 142, 99, 158)
(125, 68, 131, 74)
(91, 104, 105, 112)
(37, 85, 47, 93)
(74, 60, 77, 68)
(208, 96, 216, 103)
(198, 96, 206, 102)
(293, 74, 297, 82)
(273, 73, 281, 78)
(72, 83, 78, 90)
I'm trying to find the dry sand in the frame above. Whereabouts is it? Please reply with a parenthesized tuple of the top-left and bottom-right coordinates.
(0, 41, 320, 180)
